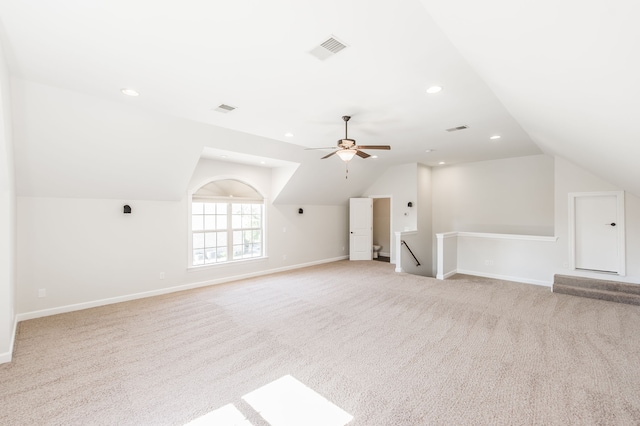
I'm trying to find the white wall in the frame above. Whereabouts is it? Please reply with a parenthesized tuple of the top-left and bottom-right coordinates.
(363, 163, 433, 276)
(432, 155, 555, 235)
(364, 163, 419, 263)
(16, 159, 349, 316)
(0, 37, 16, 363)
(400, 164, 433, 276)
(432, 155, 640, 286)
(553, 156, 640, 283)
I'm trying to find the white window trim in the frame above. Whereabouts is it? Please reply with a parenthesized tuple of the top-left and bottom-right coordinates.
(187, 176, 268, 269)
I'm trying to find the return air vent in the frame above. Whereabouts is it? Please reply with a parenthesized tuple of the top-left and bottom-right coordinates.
(309, 36, 348, 61)
(446, 125, 469, 132)
(214, 104, 237, 113)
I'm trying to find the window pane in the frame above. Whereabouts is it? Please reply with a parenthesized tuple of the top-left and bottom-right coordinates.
(242, 215, 252, 228)
(204, 203, 215, 214)
(242, 204, 251, 214)
(217, 203, 227, 214)
(204, 232, 217, 248)
(205, 249, 217, 263)
(252, 230, 261, 243)
(252, 204, 261, 215)
(251, 215, 261, 228)
(193, 250, 205, 265)
(233, 231, 242, 245)
(193, 233, 205, 249)
(233, 245, 243, 258)
(204, 215, 216, 230)
(232, 215, 241, 229)
(232, 204, 242, 214)
(192, 203, 204, 214)
(216, 215, 227, 230)
(192, 215, 204, 231)
(217, 247, 228, 262)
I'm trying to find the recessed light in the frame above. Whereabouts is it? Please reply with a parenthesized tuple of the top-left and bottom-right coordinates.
(426, 85, 443, 94)
(220, 155, 228, 159)
(425, 149, 434, 153)
(285, 132, 294, 138)
(120, 88, 139, 97)
(371, 155, 378, 159)
(439, 161, 445, 165)
(260, 161, 266, 165)
(490, 135, 501, 140)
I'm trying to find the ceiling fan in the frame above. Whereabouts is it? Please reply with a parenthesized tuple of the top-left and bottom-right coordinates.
(307, 115, 391, 162)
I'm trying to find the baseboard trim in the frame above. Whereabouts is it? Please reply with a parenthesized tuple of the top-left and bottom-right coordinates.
(436, 270, 457, 280)
(456, 269, 552, 287)
(0, 316, 18, 364)
(16, 256, 348, 322)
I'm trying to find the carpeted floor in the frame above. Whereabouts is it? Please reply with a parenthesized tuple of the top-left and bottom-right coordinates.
(2, 260, 640, 425)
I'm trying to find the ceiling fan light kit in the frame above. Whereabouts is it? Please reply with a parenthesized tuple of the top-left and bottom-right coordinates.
(336, 149, 357, 162)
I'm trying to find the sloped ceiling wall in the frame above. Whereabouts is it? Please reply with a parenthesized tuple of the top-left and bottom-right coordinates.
(11, 79, 382, 204)
(420, 0, 640, 197)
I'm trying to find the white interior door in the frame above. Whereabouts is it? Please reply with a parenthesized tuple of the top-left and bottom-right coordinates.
(350, 198, 372, 261)
(572, 192, 625, 274)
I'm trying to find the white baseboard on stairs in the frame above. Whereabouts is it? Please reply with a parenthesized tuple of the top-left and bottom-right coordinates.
(456, 269, 552, 287)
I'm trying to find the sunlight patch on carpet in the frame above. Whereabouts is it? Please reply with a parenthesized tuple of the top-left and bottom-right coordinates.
(185, 403, 253, 426)
(242, 375, 353, 426)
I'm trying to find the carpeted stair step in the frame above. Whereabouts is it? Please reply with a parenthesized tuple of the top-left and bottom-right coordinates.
(553, 274, 640, 306)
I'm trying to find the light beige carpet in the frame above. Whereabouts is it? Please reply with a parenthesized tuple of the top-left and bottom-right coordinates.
(2, 260, 640, 425)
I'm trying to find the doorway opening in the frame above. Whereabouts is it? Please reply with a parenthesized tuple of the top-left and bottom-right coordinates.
(372, 196, 392, 263)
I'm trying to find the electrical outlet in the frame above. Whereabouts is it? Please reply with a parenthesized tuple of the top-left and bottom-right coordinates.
(159, 272, 165, 280)
(484, 260, 494, 266)
(282, 227, 287, 233)
(342, 246, 345, 251)
(283, 254, 287, 260)
(38, 288, 46, 298)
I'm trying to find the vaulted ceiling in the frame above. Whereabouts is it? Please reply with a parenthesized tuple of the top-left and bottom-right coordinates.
(1, 0, 638, 203)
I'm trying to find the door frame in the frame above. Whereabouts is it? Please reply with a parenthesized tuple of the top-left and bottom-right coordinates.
(568, 191, 625, 275)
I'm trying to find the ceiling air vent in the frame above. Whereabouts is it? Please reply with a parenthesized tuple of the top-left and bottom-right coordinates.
(214, 104, 237, 113)
(309, 36, 348, 61)
(446, 125, 469, 132)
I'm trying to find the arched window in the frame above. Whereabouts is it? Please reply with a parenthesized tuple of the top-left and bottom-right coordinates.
(191, 179, 264, 266)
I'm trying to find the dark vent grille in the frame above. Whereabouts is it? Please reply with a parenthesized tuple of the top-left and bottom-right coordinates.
(214, 104, 237, 113)
(309, 36, 348, 60)
(446, 125, 469, 132)
(320, 37, 347, 54)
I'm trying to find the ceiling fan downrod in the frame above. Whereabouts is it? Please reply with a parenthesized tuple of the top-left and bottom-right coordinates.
(343, 115, 350, 140)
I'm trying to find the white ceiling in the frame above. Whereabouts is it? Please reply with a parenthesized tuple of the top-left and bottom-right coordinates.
(1, 0, 638, 202)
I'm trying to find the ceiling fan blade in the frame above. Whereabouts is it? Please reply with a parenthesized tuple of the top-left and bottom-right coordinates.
(355, 145, 391, 150)
(356, 150, 371, 158)
(305, 147, 337, 150)
(321, 151, 338, 159)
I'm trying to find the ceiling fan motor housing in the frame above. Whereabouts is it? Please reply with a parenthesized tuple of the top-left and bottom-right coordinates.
(338, 138, 356, 148)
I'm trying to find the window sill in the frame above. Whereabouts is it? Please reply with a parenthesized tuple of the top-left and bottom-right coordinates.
(187, 256, 269, 272)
